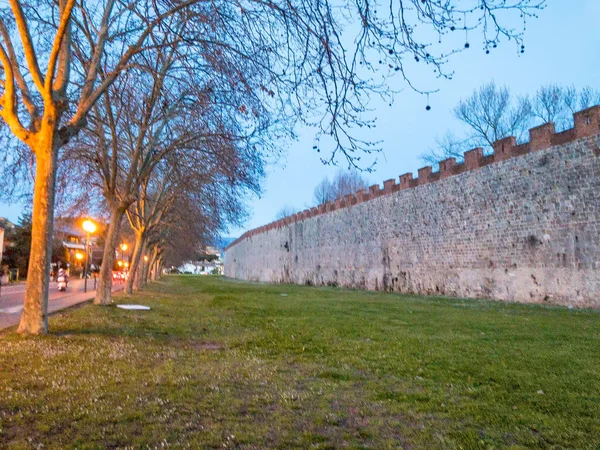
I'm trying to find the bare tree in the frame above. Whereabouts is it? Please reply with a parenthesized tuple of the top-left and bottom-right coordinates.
(421, 82, 600, 166)
(420, 81, 530, 164)
(0, 1, 215, 334)
(313, 170, 369, 205)
(455, 82, 533, 147)
(531, 84, 567, 128)
(66, 62, 173, 304)
(1, 0, 544, 334)
(421, 131, 474, 165)
(313, 178, 333, 206)
(275, 205, 299, 220)
(68, 31, 269, 305)
(532, 84, 600, 131)
(126, 171, 249, 292)
(123, 127, 260, 294)
(578, 87, 600, 111)
(125, 175, 176, 294)
(333, 171, 371, 200)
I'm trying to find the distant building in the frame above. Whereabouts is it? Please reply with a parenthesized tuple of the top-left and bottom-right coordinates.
(203, 246, 221, 257)
(178, 259, 223, 275)
(54, 224, 86, 273)
(53, 218, 102, 275)
(0, 218, 16, 230)
(0, 218, 16, 264)
(178, 243, 227, 274)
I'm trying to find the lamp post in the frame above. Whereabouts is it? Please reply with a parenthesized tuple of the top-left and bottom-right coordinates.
(82, 219, 97, 293)
(120, 243, 128, 262)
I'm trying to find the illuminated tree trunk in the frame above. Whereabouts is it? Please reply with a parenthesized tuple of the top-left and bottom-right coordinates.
(94, 207, 125, 305)
(126, 231, 144, 294)
(147, 253, 154, 283)
(150, 252, 160, 281)
(135, 241, 148, 291)
(147, 247, 158, 283)
(17, 130, 58, 335)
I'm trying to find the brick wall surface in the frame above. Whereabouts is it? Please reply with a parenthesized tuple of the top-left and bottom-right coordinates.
(225, 107, 600, 307)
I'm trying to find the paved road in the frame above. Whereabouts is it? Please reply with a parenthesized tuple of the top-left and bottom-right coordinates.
(0, 278, 125, 330)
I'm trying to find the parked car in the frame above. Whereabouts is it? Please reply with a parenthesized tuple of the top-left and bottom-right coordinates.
(112, 271, 127, 282)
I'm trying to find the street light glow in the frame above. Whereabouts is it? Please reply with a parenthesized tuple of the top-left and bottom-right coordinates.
(120, 243, 128, 251)
(82, 220, 97, 233)
(117, 261, 123, 267)
(75, 253, 83, 260)
(144, 255, 149, 262)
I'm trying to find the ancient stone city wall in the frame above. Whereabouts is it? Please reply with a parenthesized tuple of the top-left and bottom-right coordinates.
(225, 106, 600, 307)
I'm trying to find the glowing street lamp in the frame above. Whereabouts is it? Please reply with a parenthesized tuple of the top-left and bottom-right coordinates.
(82, 219, 97, 293)
(119, 242, 128, 261)
(117, 260, 123, 268)
(75, 252, 83, 261)
(82, 220, 97, 234)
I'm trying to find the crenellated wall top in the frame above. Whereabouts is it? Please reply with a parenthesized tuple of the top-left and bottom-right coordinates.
(226, 105, 600, 251)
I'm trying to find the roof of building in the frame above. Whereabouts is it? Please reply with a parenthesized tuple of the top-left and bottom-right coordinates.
(0, 218, 16, 230)
(55, 224, 86, 238)
(63, 242, 86, 250)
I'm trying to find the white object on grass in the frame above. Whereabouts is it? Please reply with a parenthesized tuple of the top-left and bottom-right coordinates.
(116, 304, 151, 311)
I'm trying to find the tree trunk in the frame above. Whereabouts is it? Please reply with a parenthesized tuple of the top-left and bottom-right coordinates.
(146, 252, 153, 283)
(150, 253, 160, 281)
(141, 258, 148, 287)
(126, 231, 144, 294)
(18, 132, 58, 335)
(94, 207, 125, 305)
(147, 247, 158, 283)
(134, 241, 148, 291)
(155, 255, 162, 280)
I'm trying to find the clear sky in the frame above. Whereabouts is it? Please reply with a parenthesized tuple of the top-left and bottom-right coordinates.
(1, 1, 599, 237)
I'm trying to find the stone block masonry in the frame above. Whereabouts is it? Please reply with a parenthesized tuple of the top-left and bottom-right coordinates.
(225, 106, 600, 307)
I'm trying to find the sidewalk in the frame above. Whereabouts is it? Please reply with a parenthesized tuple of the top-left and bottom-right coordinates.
(0, 283, 125, 331)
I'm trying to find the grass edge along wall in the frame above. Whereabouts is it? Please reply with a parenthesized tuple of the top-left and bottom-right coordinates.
(225, 106, 600, 308)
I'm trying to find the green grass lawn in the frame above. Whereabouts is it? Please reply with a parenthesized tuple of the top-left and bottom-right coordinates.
(1, 276, 599, 449)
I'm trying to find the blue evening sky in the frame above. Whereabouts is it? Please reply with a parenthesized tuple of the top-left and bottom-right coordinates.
(1, 1, 599, 239)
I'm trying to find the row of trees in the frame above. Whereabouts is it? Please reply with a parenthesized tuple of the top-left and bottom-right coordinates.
(0, 0, 545, 334)
(422, 82, 600, 164)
